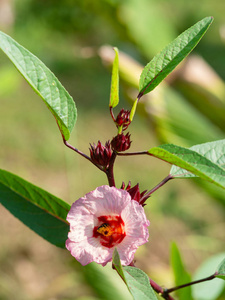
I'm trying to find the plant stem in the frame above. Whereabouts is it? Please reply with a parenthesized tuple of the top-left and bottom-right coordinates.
(117, 150, 148, 156)
(149, 279, 175, 300)
(106, 151, 117, 187)
(165, 273, 216, 294)
(129, 262, 175, 299)
(144, 174, 173, 198)
(63, 138, 104, 172)
(110, 106, 116, 122)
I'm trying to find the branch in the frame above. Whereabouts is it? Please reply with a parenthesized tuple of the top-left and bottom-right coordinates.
(106, 151, 117, 187)
(117, 150, 148, 156)
(144, 174, 173, 198)
(149, 278, 175, 300)
(165, 273, 216, 295)
(63, 138, 104, 172)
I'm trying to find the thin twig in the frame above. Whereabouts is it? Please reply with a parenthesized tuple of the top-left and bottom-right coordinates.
(144, 174, 173, 198)
(165, 273, 216, 294)
(117, 150, 148, 156)
(110, 106, 116, 122)
(63, 138, 104, 172)
(149, 278, 175, 300)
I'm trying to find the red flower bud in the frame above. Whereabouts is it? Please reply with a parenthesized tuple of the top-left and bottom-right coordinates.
(111, 133, 131, 152)
(115, 109, 131, 130)
(89, 141, 112, 168)
(121, 181, 150, 206)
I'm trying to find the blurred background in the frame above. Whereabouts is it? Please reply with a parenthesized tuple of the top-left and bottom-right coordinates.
(0, 0, 225, 299)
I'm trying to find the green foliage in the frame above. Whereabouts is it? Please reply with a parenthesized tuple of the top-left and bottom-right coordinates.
(148, 144, 225, 189)
(0, 9, 224, 299)
(109, 47, 119, 108)
(170, 139, 225, 178)
(170, 242, 192, 300)
(216, 258, 225, 280)
(139, 17, 213, 96)
(112, 248, 157, 300)
(82, 263, 129, 300)
(0, 31, 77, 141)
(192, 253, 225, 300)
(0, 169, 70, 248)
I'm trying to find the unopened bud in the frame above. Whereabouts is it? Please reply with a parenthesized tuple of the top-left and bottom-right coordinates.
(89, 141, 112, 168)
(111, 133, 131, 152)
(115, 109, 131, 130)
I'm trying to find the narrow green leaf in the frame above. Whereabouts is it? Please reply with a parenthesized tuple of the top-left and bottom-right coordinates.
(0, 31, 77, 140)
(192, 253, 225, 300)
(139, 17, 213, 96)
(109, 47, 119, 108)
(112, 249, 157, 300)
(170, 139, 225, 177)
(148, 144, 225, 189)
(170, 242, 192, 300)
(216, 258, 225, 280)
(0, 169, 70, 248)
(129, 98, 138, 121)
(113, 248, 127, 282)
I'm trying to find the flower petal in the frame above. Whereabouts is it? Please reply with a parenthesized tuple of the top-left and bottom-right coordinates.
(66, 185, 150, 266)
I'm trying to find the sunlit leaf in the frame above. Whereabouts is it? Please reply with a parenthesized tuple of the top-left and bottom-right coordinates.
(192, 253, 225, 300)
(0, 169, 70, 248)
(109, 47, 119, 108)
(148, 144, 225, 189)
(139, 17, 213, 96)
(83, 263, 129, 300)
(0, 31, 77, 140)
(170, 139, 225, 177)
(170, 242, 192, 300)
(123, 266, 158, 300)
(112, 248, 157, 300)
(216, 258, 225, 280)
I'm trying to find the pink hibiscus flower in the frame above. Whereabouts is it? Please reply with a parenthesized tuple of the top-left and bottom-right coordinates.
(66, 185, 150, 266)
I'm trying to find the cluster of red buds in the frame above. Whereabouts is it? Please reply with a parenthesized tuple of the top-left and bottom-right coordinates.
(121, 181, 150, 206)
(89, 133, 131, 168)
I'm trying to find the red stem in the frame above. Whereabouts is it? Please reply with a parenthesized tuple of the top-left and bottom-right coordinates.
(110, 106, 116, 122)
(106, 151, 117, 187)
(149, 279, 175, 300)
(117, 150, 148, 156)
(63, 138, 104, 172)
(144, 174, 173, 198)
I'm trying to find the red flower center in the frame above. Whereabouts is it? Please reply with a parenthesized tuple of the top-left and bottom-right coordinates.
(93, 215, 126, 248)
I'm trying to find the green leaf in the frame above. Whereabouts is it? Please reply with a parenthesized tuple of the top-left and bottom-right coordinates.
(148, 144, 225, 189)
(0, 169, 70, 248)
(112, 248, 127, 282)
(170, 242, 192, 300)
(109, 47, 119, 108)
(192, 253, 225, 300)
(139, 16, 213, 96)
(123, 267, 158, 300)
(112, 248, 157, 300)
(0, 31, 77, 140)
(170, 139, 225, 178)
(83, 263, 130, 300)
(216, 258, 225, 280)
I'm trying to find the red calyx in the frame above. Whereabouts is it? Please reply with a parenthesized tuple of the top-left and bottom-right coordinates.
(121, 181, 150, 206)
(115, 109, 131, 131)
(111, 132, 131, 152)
(89, 141, 112, 169)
